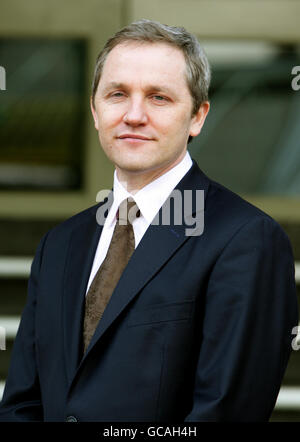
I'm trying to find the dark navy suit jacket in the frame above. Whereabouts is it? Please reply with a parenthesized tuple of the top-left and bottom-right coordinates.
(0, 160, 298, 421)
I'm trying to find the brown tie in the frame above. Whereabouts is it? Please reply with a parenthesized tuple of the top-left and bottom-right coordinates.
(82, 198, 139, 353)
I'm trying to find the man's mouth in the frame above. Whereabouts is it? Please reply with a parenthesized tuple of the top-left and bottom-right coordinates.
(118, 134, 152, 141)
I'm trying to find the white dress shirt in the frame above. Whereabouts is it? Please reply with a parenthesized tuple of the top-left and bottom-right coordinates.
(86, 151, 193, 293)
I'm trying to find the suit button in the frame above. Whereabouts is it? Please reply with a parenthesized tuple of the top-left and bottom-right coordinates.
(66, 415, 78, 422)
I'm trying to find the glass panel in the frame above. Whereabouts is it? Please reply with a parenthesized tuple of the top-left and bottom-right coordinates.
(190, 42, 300, 196)
(0, 37, 87, 190)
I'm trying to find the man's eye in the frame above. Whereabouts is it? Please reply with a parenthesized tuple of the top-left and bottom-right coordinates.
(152, 95, 167, 101)
(110, 92, 125, 98)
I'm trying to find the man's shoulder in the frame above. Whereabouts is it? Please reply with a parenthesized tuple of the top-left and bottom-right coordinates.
(191, 159, 275, 224)
(45, 202, 101, 240)
(208, 177, 268, 218)
(195, 174, 295, 261)
(204, 173, 286, 238)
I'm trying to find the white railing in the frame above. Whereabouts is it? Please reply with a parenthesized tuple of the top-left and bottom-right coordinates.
(0, 257, 32, 278)
(276, 387, 300, 409)
(296, 262, 300, 283)
(0, 257, 299, 282)
(0, 317, 20, 339)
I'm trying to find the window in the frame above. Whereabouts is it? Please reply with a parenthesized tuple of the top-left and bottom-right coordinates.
(0, 37, 87, 190)
(191, 41, 300, 196)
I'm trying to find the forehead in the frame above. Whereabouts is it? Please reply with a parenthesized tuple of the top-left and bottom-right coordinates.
(99, 42, 188, 88)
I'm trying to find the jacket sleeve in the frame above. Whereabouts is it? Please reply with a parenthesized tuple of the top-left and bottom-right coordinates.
(0, 232, 49, 421)
(184, 216, 298, 422)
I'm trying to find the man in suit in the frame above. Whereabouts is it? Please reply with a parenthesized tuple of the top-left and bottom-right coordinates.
(0, 19, 298, 422)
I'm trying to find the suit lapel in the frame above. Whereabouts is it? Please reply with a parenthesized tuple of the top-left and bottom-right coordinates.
(77, 161, 210, 368)
(62, 200, 111, 385)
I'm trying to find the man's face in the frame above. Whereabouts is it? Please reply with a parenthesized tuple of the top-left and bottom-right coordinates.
(91, 42, 208, 179)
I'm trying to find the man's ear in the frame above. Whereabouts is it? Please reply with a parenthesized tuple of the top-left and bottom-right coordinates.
(189, 101, 210, 138)
(90, 97, 99, 130)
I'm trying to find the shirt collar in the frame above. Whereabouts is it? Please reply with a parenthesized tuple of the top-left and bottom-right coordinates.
(110, 150, 193, 225)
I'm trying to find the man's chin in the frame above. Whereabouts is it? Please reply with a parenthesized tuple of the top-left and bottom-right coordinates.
(114, 158, 161, 175)
(116, 163, 155, 175)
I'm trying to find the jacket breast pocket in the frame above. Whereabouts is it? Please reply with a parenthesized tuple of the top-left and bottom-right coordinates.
(127, 301, 194, 327)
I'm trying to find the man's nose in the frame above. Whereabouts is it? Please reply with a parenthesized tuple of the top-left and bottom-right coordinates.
(123, 98, 148, 126)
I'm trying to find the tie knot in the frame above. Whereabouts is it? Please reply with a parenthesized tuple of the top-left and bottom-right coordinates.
(117, 198, 140, 225)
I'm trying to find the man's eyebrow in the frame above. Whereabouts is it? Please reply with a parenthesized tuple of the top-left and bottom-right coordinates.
(101, 82, 177, 97)
(144, 85, 177, 97)
(101, 82, 127, 94)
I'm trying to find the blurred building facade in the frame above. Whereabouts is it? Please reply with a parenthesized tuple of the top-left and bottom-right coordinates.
(0, 0, 299, 421)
